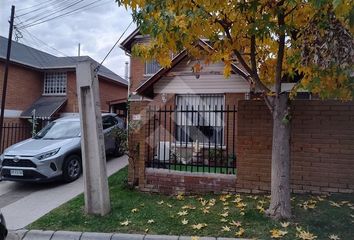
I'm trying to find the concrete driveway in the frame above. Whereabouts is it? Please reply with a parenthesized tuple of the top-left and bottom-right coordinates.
(0, 155, 128, 230)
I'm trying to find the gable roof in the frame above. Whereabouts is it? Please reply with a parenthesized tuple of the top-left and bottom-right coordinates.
(133, 38, 251, 97)
(0, 36, 128, 86)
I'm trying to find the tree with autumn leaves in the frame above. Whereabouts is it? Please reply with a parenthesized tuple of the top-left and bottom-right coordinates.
(117, 0, 354, 219)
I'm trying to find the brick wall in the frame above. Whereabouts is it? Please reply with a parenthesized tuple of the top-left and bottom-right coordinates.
(130, 56, 146, 93)
(0, 62, 42, 111)
(236, 100, 354, 194)
(63, 71, 127, 113)
(143, 168, 236, 195)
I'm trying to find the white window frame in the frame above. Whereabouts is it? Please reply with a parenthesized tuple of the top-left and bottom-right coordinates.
(43, 72, 67, 96)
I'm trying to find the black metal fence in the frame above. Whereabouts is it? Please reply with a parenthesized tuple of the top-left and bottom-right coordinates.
(146, 105, 237, 175)
(1, 123, 32, 153)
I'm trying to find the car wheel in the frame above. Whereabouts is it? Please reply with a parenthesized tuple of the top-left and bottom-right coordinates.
(62, 155, 82, 182)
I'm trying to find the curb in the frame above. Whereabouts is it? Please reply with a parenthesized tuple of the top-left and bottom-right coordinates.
(6, 230, 249, 240)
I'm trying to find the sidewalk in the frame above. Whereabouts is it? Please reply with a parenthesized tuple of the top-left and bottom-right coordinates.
(7, 229, 249, 240)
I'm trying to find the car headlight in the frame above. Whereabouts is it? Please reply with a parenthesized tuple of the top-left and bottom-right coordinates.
(35, 148, 60, 161)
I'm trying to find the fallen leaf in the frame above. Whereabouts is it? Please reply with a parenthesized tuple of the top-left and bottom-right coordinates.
(192, 223, 207, 230)
(177, 210, 188, 216)
(230, 220, 242, 227)
(329, 201, 341, 208)
(280, 222, 290, 228)
(236, 202, 247, 208)
(296, 229, 317, 240)
(157, 200, 164, 205)
(176, 193, 185, 201)
(329, 234, 340, 240)
(182, 205, 196, 210)
(220, 218, 228, 222)
(270, 229, 288, 238)
(222, 225, 231, 232)
(191, 236, 200, 240)
(220, 211, 229, 217)
(181, 218, 189, 225)
(147, 219, 155, 224)
(145, 228, 149, 233)
(166, 203, 173, 208)
(223, 206, 230, 210)
(235, 227, 245, 237)
(120, 219, 131, 226)
(131, 208, 139, 213)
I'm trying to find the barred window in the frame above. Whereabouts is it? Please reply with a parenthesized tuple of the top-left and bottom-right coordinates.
(44, 72, 67, 95)
(176, 94, 225, 145)
(145, 60, 161, 75)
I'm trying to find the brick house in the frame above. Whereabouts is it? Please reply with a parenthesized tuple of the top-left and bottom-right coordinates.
(0, 36, 128, 149)
(121, 29, 354, 195)
(120, 29, 252, 189)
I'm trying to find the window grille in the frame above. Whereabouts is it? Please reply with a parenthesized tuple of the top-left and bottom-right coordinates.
(43, 72, 67, 95)
(176, 94, 224, 145)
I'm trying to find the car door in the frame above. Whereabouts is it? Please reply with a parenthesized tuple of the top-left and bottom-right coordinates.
(102, 116, 117, 152)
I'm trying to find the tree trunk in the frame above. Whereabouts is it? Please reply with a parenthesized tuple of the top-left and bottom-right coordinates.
(266, 94, 291, 220)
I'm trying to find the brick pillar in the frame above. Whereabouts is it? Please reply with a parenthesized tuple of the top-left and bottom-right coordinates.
(127, 100, 150, 187)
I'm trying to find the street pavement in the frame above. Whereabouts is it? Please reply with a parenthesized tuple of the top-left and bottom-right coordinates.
(0, 155, 128, 230)
(7, 229, 249, 240)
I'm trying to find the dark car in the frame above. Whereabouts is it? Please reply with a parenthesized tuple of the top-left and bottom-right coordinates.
(0, 212, 7, 240)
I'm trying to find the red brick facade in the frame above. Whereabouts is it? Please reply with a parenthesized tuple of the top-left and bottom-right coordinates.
(0, 62, 43, 112)
(129, 99, 354, 195)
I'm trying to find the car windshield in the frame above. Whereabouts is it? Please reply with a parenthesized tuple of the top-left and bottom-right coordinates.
(34, 121, 81, 140)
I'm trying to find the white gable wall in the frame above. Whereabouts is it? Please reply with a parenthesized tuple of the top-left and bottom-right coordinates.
(153, 59, 250, 94)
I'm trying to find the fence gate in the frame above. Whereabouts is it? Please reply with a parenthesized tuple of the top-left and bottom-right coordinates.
(146, 105, 237, 175)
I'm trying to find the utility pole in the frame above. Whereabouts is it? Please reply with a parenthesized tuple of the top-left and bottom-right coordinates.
(0, 5, 15, 148)
(78, 43, 81, 56)
(76, 60, 111, 216)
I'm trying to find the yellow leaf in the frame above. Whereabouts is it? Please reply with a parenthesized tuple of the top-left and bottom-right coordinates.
(192, 223, 208, 230)
(220, 212, 229, 217)
(191, 237, 200, 240)
(177, 210, 188, 216)
(120, 219, 131, 226)
(235, 227, 245, 237)
(220, 218, 228, 222)
(229, 220, 242, 227)
(182, 205, 196, 210)
(176, 193, 184, 200)
(181, 218, 189, 225)
(270, 229, 288, 238)
(330, 201, 341, 208)
(296, 229, 317, 240)
(222, 225, 231, 232)
(280, 222, 290, 228)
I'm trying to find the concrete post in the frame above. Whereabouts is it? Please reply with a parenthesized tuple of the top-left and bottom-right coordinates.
(76, 60, 111, 216)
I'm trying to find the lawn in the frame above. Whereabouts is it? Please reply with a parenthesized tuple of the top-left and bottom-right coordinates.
(29, 167, 354, 239)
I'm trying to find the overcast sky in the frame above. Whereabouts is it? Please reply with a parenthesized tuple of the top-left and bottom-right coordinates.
(0, 0, 135, 78)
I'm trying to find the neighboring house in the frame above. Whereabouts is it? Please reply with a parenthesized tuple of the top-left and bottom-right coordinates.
(0, 36, 128, 150)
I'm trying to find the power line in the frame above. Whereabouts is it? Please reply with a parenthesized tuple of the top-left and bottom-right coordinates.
(95, 20, 134, 72)
(16, 0, 57, 12)
(18, 0, 110, 30)
(16, 0, 69, 17)
(21, 0, 85, 27)
(19, 0, 74, 24)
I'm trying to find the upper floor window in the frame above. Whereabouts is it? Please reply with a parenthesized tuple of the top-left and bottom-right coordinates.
(44, 72, 67, 95)
(145, 60, 161, 75)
